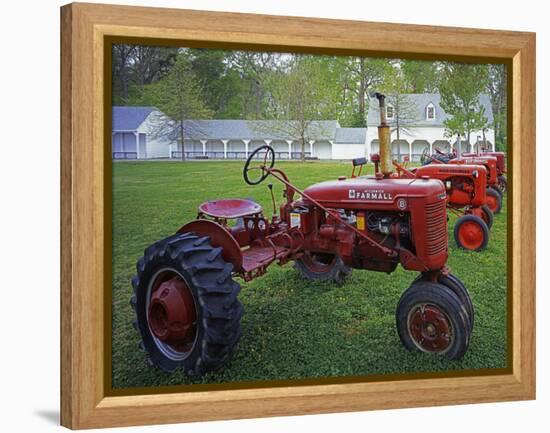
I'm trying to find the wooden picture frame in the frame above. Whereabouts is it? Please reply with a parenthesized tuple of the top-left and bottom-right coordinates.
(61, 2, 536, 429)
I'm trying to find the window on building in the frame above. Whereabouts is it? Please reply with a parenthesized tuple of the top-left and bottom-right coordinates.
(386, 105, 394, 119)
(426, 104, 435, 120)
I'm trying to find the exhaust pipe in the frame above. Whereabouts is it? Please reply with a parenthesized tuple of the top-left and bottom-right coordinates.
(372, 92, 392, 177)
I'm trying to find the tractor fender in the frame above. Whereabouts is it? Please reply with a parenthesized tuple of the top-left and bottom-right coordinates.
(177, 219, 243, 272)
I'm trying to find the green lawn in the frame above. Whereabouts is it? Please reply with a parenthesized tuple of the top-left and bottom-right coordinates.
(111, 160, 507, 389)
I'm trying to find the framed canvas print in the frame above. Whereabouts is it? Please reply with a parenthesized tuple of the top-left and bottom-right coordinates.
(60, 2, 536, 429)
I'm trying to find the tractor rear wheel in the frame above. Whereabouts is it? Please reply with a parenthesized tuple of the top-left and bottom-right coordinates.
(486, 187, 502, 214)
(396, 281, 471, 360)
(294, 251, 351, 284)
(454, 215, 489, 251)
(480, 205, 494, 230)
(498, 175, 507, 193)
(131, 232, 243, 375)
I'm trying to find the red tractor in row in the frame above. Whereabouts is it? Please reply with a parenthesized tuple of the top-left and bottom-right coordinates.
(422, 149, 504, 215)
(130, 93, 474, 376)
(391, 161, 493, 251)
(463, 151, 507, 192)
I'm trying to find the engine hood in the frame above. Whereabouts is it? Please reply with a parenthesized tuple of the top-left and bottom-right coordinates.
(302, 176, 445, 209)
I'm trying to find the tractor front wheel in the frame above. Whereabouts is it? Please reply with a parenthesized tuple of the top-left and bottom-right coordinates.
(131, 232, 243, 375)
(498, 175, 507, 193)
(480, 205, 494, 230)
(396, 281, 471, 360)
(454, 215, 489, 251)
(415, 273, 474, 333)
(486, 187, 503, 214)
(294, 251, 351, 284)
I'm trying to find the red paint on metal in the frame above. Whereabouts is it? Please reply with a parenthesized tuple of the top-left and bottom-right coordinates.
(456, 220, 485, 250)
(450, 156, 499, 187)
(148, 275, 197, 351)
(464, 151, 507, 174)
(198, 199, 262, 219)
(178, 219, 244, 271)
(408, 304, 452, 353)
(485, 193, 499, 214)
(413, 164, 488, 207)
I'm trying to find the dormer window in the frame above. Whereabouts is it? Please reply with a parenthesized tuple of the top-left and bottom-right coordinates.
(386, 105, 394, 119)
(426, 103, 436, 120)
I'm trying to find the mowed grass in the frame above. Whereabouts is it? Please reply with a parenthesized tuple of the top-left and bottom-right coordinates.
(112, 161, 507, 389)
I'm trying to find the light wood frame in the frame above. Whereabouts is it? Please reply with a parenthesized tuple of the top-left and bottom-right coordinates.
(61, 2, 536, 429)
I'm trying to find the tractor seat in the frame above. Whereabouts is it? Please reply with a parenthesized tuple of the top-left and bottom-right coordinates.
(198, 199, 262, 219)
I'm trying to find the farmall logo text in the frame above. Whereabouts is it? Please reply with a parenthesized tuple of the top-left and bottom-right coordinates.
(348, 189, 393, 201)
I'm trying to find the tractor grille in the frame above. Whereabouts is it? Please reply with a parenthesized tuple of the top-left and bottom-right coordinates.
(425, 200, 447, 255)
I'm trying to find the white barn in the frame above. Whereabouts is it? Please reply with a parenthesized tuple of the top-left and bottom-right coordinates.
(112, 94, 495, 162)
(111, 107, 367, 160)
(366, 93, 495, 162)
(112, 107, 171, 159)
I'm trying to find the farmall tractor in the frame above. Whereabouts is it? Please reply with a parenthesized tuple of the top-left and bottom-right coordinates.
(130, 93, 474, 376)
(463, 151, 507, 192)
(390, 161, 493, 251)
(423, 149, 503, 215)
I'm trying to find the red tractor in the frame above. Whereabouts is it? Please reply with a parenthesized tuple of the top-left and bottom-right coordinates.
(463, 151, 507, 192)
(424, 150, 503, 215)
(390, 161, 493, 251)
(130, 93, 473, 376)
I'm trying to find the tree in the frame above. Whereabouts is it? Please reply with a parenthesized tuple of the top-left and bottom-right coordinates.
(186, 48, 244, 118)
(401, 60, 441, 93)
(145, 55, 212, 161)
(487, 64, 507, 151)
(228, 51, 278, 119)
(132, 46, 178, 88)
(439, 63, 490, 152)
(112, 44, 136, 103)
(111, 44, 178, 104)
(343, 57, 393, 126)
(262, 55, 336, 161)
(380, 67, 419, 161)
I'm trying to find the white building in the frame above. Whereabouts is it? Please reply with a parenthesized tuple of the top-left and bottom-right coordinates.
(112, 107, 367, 160)
(366, 93, 495, 162)
(112, 94, 495, 162)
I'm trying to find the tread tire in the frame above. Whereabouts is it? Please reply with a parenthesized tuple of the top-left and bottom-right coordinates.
(294, 253, 351, 284)
(396, 281, 471, 360)
(131, 232, 242, 376)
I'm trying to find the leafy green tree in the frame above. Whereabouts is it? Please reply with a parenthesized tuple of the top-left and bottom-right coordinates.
(228, 51, 278, 119)
(439, 63, 490, 152)
(343, 57, 393, 126)
(401, 60, 441, 93)
(112, 45, 178, 104)
(184, 49, 245, 118)
(145, 55, 212, 161)
(262, 55, 336, 161)
(487, 64, 507, 151)
(380, 67, 418, 161)
(112, 44, 136, 104)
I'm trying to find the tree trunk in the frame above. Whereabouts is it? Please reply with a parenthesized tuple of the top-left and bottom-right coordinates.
(120, 68, 129, 101)
(180, 121, 186, 162)
(300, 135, 305, 162)
(358, 58, 366, 125)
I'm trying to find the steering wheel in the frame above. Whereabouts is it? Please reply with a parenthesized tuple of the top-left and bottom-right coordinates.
(243, 145, 275, 185)
(420, 147, 430, 165)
